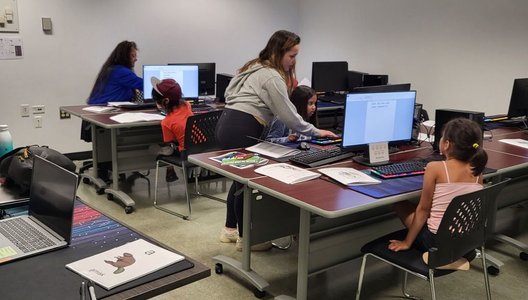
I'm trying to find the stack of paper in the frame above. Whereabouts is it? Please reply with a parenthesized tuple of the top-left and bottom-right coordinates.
(318, 167, 381, 186)
(254, 163, 320, 184)
(110, 112, 165, 123)
(499, 139, 528, 149)
(82, 106, 116, 113)
(246, 141, 300, 159)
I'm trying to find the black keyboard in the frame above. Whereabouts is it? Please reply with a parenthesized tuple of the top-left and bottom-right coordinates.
(370, 161, 427, 179)
(318, 94, 346, 104)
(191, 103, 213, 112)
(289, 148, 356, 168)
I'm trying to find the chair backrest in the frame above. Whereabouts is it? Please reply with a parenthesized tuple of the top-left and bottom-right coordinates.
(428, 179, 509, 268)
(182, 110, 223, 159)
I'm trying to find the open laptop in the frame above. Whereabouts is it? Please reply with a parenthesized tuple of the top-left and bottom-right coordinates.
(0, 155, 78, 264)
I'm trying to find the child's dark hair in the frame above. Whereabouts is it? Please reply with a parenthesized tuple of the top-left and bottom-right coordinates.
(290, 85, 317, 126)
(442, 118, 488, 176)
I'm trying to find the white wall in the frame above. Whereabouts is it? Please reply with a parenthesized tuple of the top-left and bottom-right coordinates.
(0, 0, 298, 153)
(3, 0, 528, 154)
(297, 0, 528, 117)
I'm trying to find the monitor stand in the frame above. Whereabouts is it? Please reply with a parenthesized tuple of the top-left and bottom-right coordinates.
(352, 142, 390, 167)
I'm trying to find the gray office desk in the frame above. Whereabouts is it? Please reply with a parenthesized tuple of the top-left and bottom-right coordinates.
(188, 149, 278, 296)
(61, 105, 163, 213)
(191, 133, 528, 300)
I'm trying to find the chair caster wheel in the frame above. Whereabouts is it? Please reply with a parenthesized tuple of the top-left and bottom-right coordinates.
(82, 178, 90, 184)
(107, 193, 114, 200)
(96, 188, 105, 195)
(215, 263, 223, 274)
(253, 288, 266, 299)
(125, 206, 133, 214)
(520, 252, 528, 261)
(487, 266, 500, 276)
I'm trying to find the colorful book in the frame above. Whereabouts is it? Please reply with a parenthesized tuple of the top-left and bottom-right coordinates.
(209, 151, 268, 169)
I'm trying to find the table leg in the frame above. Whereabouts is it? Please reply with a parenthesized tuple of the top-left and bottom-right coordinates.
(103, 128, 135, 213)
(212, 184, 270, 295)
(79, 124, 107, 194)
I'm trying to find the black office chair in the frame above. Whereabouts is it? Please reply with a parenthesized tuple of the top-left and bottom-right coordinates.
(484, 177, 528, 275)
(153, 110, 224, 220)
(355, 179, 509, 300)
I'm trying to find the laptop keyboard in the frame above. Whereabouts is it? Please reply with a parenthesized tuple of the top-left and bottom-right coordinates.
(370, 161, 427, 179)
(0, 218, 56, 253)
(289, 148, 356, 168)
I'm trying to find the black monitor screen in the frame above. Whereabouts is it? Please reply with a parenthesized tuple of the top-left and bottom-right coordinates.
(353, 83, 411, 93)
(342, 91, 416, 150)
(363, 74, 389, 86)
(170, 63, 216, 96)
(311, 61, 348, 93)
(29, 156, 78, 242)
(507, 78, 528, 118)
(143, 65, 199, 99)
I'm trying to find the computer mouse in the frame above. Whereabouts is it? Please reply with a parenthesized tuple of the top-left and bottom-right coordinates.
(298, 142, 310, 150)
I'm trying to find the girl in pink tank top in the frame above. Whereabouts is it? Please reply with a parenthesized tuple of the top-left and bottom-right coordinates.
(388, 118, 488, 253)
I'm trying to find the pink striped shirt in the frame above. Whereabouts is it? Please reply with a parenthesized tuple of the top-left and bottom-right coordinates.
(427, 161, 482, 234)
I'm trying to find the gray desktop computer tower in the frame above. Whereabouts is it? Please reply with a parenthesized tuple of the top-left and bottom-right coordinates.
(434, 109, 484, 151)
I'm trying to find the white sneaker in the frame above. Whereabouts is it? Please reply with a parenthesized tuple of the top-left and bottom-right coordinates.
(220, 228, 239, 243)
(236, 237, 273, 252)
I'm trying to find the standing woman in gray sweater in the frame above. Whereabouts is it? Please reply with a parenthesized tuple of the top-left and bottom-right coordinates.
(216, 30, 336, 251)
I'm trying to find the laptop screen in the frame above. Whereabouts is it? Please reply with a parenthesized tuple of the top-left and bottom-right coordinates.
(143, 64, 199, 100)
(29, 156, 78, 242)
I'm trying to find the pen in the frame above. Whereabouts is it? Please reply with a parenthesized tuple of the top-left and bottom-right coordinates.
(87, 281, 97, 300)
(80, 281, 86, 300)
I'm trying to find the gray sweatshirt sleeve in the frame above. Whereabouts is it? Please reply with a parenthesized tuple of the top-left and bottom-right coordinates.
(260, 76, 320, 137)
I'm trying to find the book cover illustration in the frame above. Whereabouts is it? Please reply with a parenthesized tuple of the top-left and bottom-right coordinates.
(66, 239, 185, 290)
(209, 151, 268, 169)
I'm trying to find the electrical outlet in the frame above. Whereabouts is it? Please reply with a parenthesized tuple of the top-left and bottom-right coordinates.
(60, 109, 71, 119)
(34, 116, 42, 128)
(20, 104, 30, 117)
(32, 105, 45, 114)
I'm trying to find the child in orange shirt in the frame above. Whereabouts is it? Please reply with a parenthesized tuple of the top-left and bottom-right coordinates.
(151, 78, 194, 181)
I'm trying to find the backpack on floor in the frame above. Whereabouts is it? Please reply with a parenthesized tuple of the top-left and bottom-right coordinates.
(0, 145, 76, 196)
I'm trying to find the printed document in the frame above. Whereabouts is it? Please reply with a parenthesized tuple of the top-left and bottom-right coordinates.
(246, 141, 300, 159)
(318, 167, 381, 186)
(66, 239, 185, 290)
(110, 112, 164, 123)
(254, 163, 320, 184)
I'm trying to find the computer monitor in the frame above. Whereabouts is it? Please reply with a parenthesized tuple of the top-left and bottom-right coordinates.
(347, 70, 368, 90)
(169, 63, 216, 96)
(342, 91, 416, 165)
(311, 61, 349, 93)
(143, 64, 199, 100)
(507, 78, 528, 119)
(353, 83, 411, 93)
(363, 74, 389, 86)
(216, 73, 234, 102)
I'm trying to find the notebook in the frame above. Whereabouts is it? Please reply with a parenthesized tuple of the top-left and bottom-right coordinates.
(0, 155, 78, 264)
